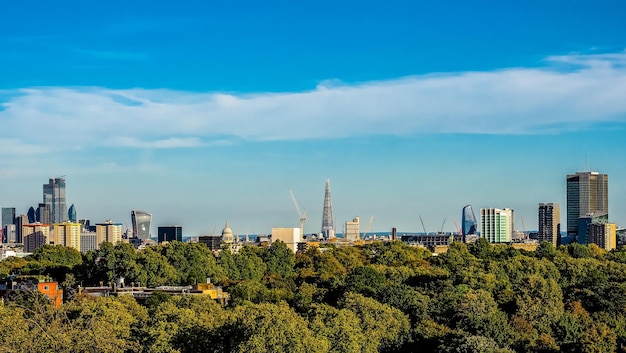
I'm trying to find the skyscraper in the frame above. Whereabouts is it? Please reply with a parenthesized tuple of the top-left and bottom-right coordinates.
(566, 171, 608, 237)
(1, 208, 15, 228)
(321, 179, 335, 239)
(131, 210, 152, 240)
(43, 177, 67, 224)
(480, 208, 514, 243)
(462, 205, 477, 235)
(538, 203, 561, 247)
(68, 204, 77, 223)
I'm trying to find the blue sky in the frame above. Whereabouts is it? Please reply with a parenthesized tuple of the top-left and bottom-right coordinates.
(1, 1, 626, 236)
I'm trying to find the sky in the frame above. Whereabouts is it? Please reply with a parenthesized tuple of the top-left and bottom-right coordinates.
(1, 1, 626, 236)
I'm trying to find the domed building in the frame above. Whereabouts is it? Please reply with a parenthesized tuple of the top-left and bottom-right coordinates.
(221, 221, 234, 244)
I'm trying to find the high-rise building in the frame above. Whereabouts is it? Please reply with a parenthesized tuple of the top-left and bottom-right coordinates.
(589, 222, 617, 251)
(131, 210, 152, 240)
(1, 208, 15, 228)
(566, 171, 608, 237)
(37, 203, 51, 224)
(462, 205, 477, 235)
(15, 215, 28, 244)
(1, 208, 15, 244)
(53, 222, 81, 251)
(157, 225, 182, 243)
(577, 213, 609, 245)
(345, 217, 360, 242)
(538, 203, 561, 246)
(80, 231, 97, 253)
(271, 227, 302, 253)
(27, 207, 36, 224)
(480, 208, 514, 243)
(23, 223, 50, 252)
(43, 177, 68, 224)
(95, 220, 123, 245)
(321, 179, 335, 239)
(68, 204, 77, 223)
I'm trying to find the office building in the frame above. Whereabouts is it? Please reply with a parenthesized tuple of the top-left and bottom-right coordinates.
(43, 177, 68, 224)
(566, 171, 608, 237)
(589, 222, 617, 251)
(68, 204, 77, 223)
(1, 208, 15, 228)
(271, 227, 302, 253)
(27, 207, 36, 224)
(80, 231, 97, 253)
(538, 203, 561, 246)
(37, 203, 51, 224)
(198, 235, 223, 250)
(321, 179, 335, 239)
(158, 225, 183, 243)
(131, 210, 152, 240)
(577, 213, 609, 245)
(53, 222, 81, 251)
(462, 205, 478, 235)
(23, 223, 50, 252)
(480, 208, 514, 243)
(1, 208, 16, 244)
(345, 217, 360, 242)
(15, 215, 28, 244)
(95, 220, 123, 245)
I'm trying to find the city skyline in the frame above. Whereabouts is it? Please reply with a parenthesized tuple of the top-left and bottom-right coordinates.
(1, 2, 626, 235)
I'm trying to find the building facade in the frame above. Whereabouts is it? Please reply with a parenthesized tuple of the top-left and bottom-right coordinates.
(480, 208, 513, 243)
(23, 224, 50, 252)
(589, 222, 617, 251)
(43, 177, 68, 224)
(271, 227, 302, 253)
(131, 210, 152, 240)
(462, 205, 478, 235)
(157, 225, 183, 243)
(345, 217, 360, 242)
(566, 171, 608, 237)
(95, 220, 123, 246)
(53, 222, 81, 251)
(538, 203, 561, 247)
(321, 179, 335, 239)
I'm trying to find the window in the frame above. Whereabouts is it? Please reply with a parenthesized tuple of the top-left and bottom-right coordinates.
(43, 285, 49, 291)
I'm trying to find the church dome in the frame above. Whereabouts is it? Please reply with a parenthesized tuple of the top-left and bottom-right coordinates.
(222, 221, 234, 243)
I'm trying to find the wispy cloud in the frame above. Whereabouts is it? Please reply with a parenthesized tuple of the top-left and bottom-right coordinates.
(1, 51, 626, 154)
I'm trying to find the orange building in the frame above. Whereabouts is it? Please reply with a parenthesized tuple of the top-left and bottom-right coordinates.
(37, 281, 63, 308)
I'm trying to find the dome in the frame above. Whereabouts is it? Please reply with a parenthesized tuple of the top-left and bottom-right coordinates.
(222, 221, 234, 243)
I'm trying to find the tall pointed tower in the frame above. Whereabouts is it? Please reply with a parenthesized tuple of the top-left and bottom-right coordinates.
(321, 179, 335, 239)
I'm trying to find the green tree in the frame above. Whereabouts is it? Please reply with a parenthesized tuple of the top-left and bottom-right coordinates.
(308, 304, 365, 353)
(263, 241, 295, 278)
(340, 292, 410, 352)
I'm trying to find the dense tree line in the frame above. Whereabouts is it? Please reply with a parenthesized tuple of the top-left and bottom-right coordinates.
(1, 239, 626, 352)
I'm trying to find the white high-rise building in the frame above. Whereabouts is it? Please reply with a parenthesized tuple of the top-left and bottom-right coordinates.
(480, 208, 513, 243)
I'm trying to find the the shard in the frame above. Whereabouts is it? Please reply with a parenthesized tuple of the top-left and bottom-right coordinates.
(321, 179, 335, 239)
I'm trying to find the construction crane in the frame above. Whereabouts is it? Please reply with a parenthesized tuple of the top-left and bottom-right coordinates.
(361, 216, 375, 239)
(440, 219, 447, 234)
(289, 190, 307, 236)
(419, 215, 428, 235)
(453, 220, 462, 235)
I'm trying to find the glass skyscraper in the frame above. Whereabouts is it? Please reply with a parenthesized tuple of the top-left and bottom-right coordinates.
(131, 210, 152, 240)
(43, 177, 67, 224)
(480, 208, 513, 243)
(462, 205, 477, 235)
(566, 171, 608, 237)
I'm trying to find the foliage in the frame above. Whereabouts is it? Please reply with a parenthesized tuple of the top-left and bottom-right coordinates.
(0, 239, 625, 352)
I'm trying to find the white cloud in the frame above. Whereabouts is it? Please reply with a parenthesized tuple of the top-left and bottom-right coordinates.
(1, 51, 626, 153)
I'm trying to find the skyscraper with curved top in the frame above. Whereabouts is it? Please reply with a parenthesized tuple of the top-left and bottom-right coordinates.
(462, 205, 477, 235)
(131, 210, 152, 240)
(321, 179, 335, 239)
